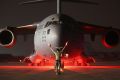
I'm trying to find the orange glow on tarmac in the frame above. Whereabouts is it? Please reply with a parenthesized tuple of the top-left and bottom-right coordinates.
(0, 66, 120, 70)
(0, 66, 53, 69)
(65, 66, 120, 69)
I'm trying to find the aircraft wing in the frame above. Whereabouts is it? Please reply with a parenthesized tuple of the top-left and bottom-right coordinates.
(0, 23, 37, 47)
(77, 21, 120, 48)
(6, 24, 37, 35)
(78, 21, 120, 35)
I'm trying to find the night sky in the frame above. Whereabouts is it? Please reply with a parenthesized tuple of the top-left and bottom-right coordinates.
(0, 0, 120, 56)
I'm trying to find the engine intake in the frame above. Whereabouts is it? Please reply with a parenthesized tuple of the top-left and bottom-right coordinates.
(0, 29, 15, 48)
(102, 31, 119, 48)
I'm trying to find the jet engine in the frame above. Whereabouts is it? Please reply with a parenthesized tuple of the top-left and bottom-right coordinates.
(0, 29, 16, 48)
(101, 30, 119, 48)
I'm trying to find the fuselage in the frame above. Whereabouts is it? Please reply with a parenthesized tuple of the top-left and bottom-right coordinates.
(33, 14, 85, 61)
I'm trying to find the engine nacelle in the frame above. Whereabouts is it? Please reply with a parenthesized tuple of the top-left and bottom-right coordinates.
(0, 29, 16, 48)
(101, 30, 119, 48)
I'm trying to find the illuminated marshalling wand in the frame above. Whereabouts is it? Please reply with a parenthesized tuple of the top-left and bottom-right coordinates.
(20, 0, 98, 22)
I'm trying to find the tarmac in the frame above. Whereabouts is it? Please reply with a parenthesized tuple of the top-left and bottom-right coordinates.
(0, 61, 120, 80)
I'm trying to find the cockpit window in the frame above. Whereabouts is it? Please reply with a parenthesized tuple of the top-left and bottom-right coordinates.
(44, 21, 58, 28)
(47, 29, 51, 34)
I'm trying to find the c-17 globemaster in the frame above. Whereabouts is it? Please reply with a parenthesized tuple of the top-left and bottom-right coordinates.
(0, 0, 120, 75)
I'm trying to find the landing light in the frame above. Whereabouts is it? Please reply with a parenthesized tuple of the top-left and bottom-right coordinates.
(65, 54, 69, 58)
(19, 60, 22, 62)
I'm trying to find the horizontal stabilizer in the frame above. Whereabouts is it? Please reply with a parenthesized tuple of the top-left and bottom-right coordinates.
(20, 0, 52, 4)
(64, 0, 98, 5)
(20, 0, 98, 5)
